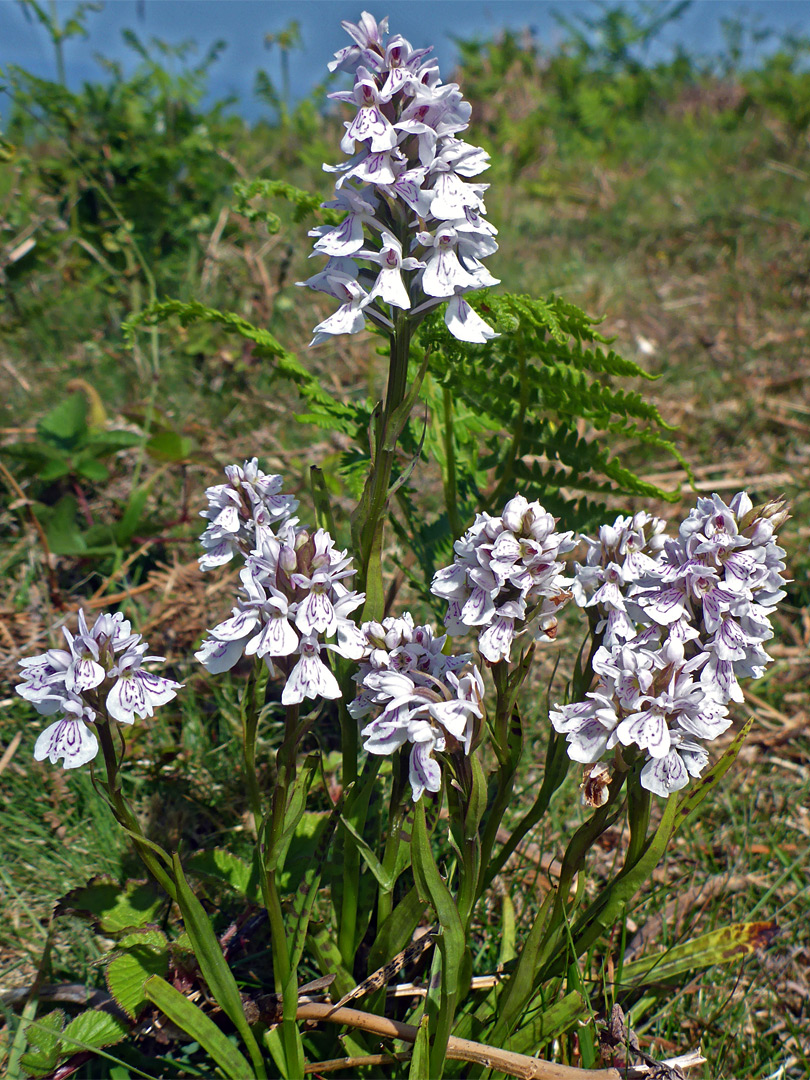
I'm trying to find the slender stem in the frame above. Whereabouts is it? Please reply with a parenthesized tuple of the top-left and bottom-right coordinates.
(441, 385, 463, 539)
(263, 702, 304, 1078)
(96, 719, 177, 901)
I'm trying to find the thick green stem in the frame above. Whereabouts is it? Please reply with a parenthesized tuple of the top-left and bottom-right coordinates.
(354, 314, 412, 621)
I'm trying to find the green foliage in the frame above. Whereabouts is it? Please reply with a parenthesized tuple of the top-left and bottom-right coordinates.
(19, 1008, 128, 1078)
(400, 292, 687, 599)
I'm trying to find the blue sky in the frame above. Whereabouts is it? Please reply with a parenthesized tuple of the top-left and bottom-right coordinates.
(2, 1, 809, 120)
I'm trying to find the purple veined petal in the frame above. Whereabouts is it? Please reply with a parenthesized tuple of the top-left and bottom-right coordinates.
(295, 589, 337, 636)
(430, 561, 468, 600)
(367, 267, 411, 310)
(66, 657, 106, 695)
(210, 608, 261, 642)
(550, 700, 597, 734)
(429, 170, 484, 220)
(444, 294, 499, 343)
(460, 585, 496, 627)
(421, 245, 476, 298)
(199, 539, 237, 571)
(640, 750, 690, 797)
(106, 673, 147, 724)
(361, 715, 410, 755)
(213, 504, 241, 534)
(34, 717, 99, 769)
(478, 617, 515, 663)
(341, 105, 398, 155)
(282, 650, 341, 705)
(443, 599, 469, 635)
(711, 615, 750, 661)
(312, 215, 367, 257)
(408, 741, 442, 802)
(617, 709, 671, 758)
(246, 613, 299, 658)
(334, 620, 368, 661)
(641, 586, 687, 625)
(566, 718, 614, 763)
(137, 671, 182, 709)
(195, 636, 246, 674)
(350, 150, 399, 186)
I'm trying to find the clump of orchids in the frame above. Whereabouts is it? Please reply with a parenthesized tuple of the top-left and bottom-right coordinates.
(18, 472, 788, 809)
(9, 13, 792, 1079)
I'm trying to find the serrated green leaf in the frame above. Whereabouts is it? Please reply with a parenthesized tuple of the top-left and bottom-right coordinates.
(145, 430, 192, 462)
(24, 1010, 65, 1055)
(38, 496, 86, 555)
(36, 393, 87, 447)
(55, 878, 163, 933)
(144, 975, 254, 1080)
(185, 849, 261, 903)
(60, 1009, 129, 1052)
(106, 929, 169, 1018)
(75, 455, 109, 482)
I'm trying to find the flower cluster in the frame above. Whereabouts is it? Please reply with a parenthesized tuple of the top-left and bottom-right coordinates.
(349, 613, 484, 800)
(17, 611, 182, 769)
(196, 522, 365, 705)
(198, 458, 299, 572)
(553, 492, 789, 797)
(299, 11, 500, 345)
(572, 511, 667, 647)
(431, 494, 576, 662)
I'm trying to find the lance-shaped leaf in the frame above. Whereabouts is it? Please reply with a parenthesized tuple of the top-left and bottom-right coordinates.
(172, 855, 267, 1079)
(621, 921, 779, 986)
(143, 975, 254, 1080)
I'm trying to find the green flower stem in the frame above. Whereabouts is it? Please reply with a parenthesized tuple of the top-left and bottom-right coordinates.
(96, 718, 177, 902)
(376, 797, 408, 931)
(354, 313, 412, 622)
(481, 729, 570, 892)
(568, 793, 679, 964)
(262, 703, 304, 1080)
(531, 777, 627, 979)
(441, 384, 463, 540)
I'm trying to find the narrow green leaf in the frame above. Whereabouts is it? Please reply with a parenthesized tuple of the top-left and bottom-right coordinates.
(507, 991, 588, 1054)
(675, 717, 754, 832)
(408, 1015, 431, 1079)
(172, 855, 267, 1078)
(143, 975, 254, 1080)
(621, 921, 779, 985)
